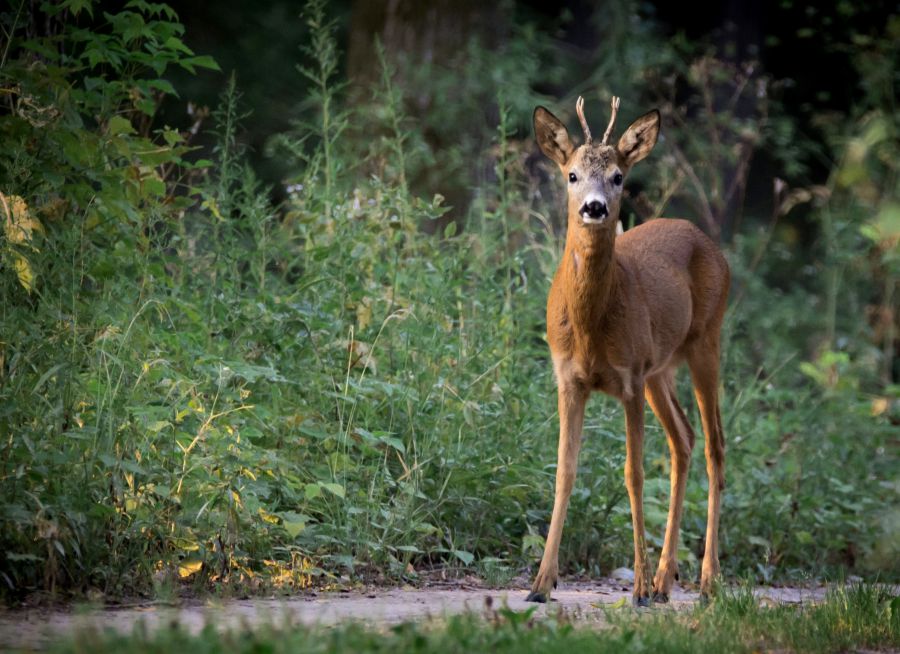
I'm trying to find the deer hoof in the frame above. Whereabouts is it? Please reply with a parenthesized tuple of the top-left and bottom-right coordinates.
(652, 591, 669, 604)
(525, 591, 548, 603)
(633, 595, 651, 608)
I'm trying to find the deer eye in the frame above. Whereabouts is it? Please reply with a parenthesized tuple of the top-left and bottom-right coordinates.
(613, 172, 623, 186)
(568, 172, 577, 183)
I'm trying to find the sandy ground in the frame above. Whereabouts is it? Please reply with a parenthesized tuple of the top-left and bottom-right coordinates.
(0, 580, 829, 651)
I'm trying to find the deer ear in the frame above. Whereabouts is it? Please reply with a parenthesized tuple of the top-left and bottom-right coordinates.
(616, 109, 660, 168)
(534, 106, 575, 166)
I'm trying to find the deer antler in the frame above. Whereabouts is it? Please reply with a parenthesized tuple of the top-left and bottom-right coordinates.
(601, 95, 621, 145)
(576, 96, 592, 144)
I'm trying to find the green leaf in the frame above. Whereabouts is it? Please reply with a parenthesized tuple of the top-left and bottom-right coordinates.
(6, 552, 43, 562)
(148, 78, 178, 97)
(453, 550, 474, 566)
(522, 533, 545, 553)
(378, 435, 405, 453)
(63, 0, 94, 18)
(304, 483, 321, 500)
(283, 521, 305, 538)
(179, 55, 220, 73)
(120, 460, 146, 475)
(142, 177, 166, 197)
(32, 364, 64, 394)
(136, 98, 157, 116)
(164, 35, 194, 55)
(162, 127, 182, 146)
(298, 425, 330, 441)
(107, 115, 135, 136)
(89, 503, 117, 519)
(321, 482, 345, 498)
(147, 420, 171, 433)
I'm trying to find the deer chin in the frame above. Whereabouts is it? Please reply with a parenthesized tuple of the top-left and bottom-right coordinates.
(581, 215, 608, 226)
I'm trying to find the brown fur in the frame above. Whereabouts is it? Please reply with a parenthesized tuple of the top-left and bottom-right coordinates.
(527, 100, 729, 605)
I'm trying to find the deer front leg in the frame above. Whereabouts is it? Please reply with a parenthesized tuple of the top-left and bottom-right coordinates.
(526, 378, 587, 603)
(623, 388, 652, 606)
(645, 371, 695, 603)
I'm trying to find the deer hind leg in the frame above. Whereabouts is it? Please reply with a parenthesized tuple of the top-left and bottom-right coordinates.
(623, 385, 652, 606)
(688, 341, 726, 600)
(645, 368, 696, 603)
(526, 375, 587, 603)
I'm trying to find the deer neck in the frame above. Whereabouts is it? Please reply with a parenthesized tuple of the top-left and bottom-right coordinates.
(562, 227, 619, 329)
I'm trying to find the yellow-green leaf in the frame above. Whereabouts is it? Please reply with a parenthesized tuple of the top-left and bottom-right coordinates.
(2, 193, 43, 245)
(178, 559, 203, 578)
(13, 253, 35, 292)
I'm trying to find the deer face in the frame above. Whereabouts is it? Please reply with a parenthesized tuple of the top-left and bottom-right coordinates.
(563, 144, 625, 227)
(534, 99, 660, 231)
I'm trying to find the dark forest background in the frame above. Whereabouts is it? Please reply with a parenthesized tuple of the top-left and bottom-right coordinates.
(166, 1, 892, 220)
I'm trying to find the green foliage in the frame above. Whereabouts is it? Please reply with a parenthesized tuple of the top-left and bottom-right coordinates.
(0, 0, 897, 603)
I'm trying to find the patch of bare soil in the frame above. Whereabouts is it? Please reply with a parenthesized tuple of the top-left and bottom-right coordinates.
(0, 579, 828, 651)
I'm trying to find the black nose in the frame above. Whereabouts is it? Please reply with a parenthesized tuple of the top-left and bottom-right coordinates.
(581, 200, 608, 218)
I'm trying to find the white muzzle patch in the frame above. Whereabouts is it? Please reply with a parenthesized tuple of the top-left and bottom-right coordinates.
(580, 193, 608, 225)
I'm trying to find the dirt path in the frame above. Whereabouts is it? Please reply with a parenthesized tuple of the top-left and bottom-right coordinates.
(0, 581, 828, 651)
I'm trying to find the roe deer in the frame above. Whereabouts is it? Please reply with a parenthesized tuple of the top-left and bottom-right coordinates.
(526, 96, 729, 606)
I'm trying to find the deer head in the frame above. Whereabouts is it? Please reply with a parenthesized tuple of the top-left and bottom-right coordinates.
(534, 96, 660, 232)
